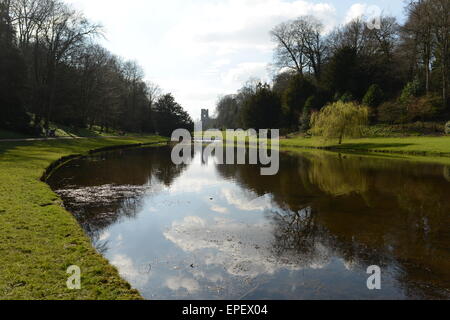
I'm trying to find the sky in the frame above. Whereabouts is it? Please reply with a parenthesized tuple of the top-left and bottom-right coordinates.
(65, 0, 406, 120)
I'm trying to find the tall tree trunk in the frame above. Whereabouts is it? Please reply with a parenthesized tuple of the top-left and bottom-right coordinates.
(444, 68, 448, 110)
(45, 59, 56, 130)
(425, 44, 431, 93)
(339, 131, 344, 145)
(443, 33, 449, 110)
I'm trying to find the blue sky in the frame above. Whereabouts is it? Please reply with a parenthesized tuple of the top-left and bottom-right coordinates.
(66, 0, 407, 120)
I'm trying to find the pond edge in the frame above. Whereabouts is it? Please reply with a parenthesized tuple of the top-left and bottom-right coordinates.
(41, 141, 168, 182)
(38, 140, 169, 300)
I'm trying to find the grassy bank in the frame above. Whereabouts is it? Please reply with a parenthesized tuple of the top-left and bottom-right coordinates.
(280, 135, 450, 157)
(0, 136, 167, 300)
(202, 129, 450, 157)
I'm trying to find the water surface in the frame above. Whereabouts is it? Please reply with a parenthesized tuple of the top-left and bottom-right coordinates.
(48, 146, 450, 300)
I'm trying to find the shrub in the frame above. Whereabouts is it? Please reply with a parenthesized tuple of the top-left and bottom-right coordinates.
(378, 101, 407, 124)
(363, 84, 384, 108)
(310, 101, 369, 144)
(378, 93, 443, 124)
(445, 121, 450, 135)
(404, 94, 444, 122)
(399, 78, 421, 103)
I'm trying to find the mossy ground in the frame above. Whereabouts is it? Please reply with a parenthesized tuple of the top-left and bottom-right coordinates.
(0, 136, 167, 300)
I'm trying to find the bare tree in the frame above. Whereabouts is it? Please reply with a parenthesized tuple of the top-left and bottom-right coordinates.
(10, 0, 52, 48)
(404, 0, 449, 107)
(298, 16, 327, 79)
(9, 0, 102, 128)
(146, 81, 162, 106)
(329, 16, 398, 60)
(429, 0, 449, 109)
(404, 0, 434, 93)
(271, 20, 307, 75)
(271, 16, 327, 79)
(40, 1, 101, 127)
(0, 0, 13, 44)
(369, 16, 400, 60)
(329, 18, 371, 55)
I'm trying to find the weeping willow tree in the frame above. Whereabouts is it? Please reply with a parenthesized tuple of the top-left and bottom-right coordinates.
(310, 101, 369, 144)
(306, 152, 368, 196)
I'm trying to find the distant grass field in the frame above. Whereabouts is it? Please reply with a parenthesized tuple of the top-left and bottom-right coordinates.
(0, 136, 167, 300)
(199, 129, 450, 157)
(280, 135, 450, 157)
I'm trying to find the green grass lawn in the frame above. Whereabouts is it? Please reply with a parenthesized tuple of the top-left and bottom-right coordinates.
(280, 135, 450, 156)
(200, 129, 450, 157)
(0, 136, 167, 300)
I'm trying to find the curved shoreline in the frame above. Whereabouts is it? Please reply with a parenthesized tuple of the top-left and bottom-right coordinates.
(39, 141, 169, 298)
(41, 141, 168, 182)
(0, 136, 167, 299)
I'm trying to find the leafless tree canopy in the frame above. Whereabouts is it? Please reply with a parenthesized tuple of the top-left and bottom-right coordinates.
(0, 0, 192, 134)
(271, 16, 326, 79)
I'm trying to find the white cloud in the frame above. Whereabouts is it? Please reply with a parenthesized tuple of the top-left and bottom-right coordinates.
(166, 276, 200, 293)
(99, 231, 110, 242)
(211, 205, 229, 214)
(168, 176, 220, 194)
(344, 3, 367, 24)
(203, 59, 232, 76)
(167, 0, 337, 56)
(163, 215, 331, 278)
(110, 254, 151, 288)
(221, 188, 272, 212)
(222, 62, 269, 86)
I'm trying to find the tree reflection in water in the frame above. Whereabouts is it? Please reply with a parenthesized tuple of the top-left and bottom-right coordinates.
(48, 146, 450, 299)
(216, 150, 450, 299)
(48, 146, 189, 251)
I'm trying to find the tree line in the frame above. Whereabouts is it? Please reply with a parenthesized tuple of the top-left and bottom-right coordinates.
(0, 0, 193, 136)
(214, 0, 449, 133)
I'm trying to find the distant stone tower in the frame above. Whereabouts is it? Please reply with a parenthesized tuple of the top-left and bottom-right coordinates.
(201, 109, 209, 124)
(201, 109, 210, 128)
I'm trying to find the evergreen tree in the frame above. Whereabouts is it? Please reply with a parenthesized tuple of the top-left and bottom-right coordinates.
(242, 83, 282, 130)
